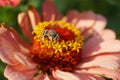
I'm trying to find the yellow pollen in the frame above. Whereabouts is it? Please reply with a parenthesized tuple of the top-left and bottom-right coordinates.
(32, 21, 84, 53)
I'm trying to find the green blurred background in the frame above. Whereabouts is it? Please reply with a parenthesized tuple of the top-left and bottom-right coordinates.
(0, 0, 120, 80)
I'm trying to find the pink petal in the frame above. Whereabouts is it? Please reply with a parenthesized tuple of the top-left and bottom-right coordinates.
(28, 6, 41, 29)
(0, 24, 30, 50)
(100, 29, 116, 40)
(83, 67, 120, 80)
(53, 70, 104, 80)
(82, 34, 104, 58)
(0, 27, 21, 64)
(0, 0, 7, 7)
(52, 70, 80, 80)
(82, 31, 119, 58)
(94, 40, 120, 54)
(0, 26, 30, 65)
(55, 10, 63, 20)
(0, 47, 19, 65)
(18, 12, 33, 41)
(0, 26, 21, 50)
(74, 71, 104, 80)
(82, 14, 107, 37)
(92, 14, 107, 32)
(42, 0, 61, 21)
(66, 10, 79, 24)
(48, 75, 57, 80)
(14, 52, 37, 69)
(0, 0, 20, 7)
(33, 73, 50, 80)
(82, 40, 120, 64)
(9, 27, 30, 53)
(79, 52, 120, 69)
(75, 11, 107, 38)
(4, 65, 37, 80)
(75, 11, 96, 32)
(9, 0, 20, 7)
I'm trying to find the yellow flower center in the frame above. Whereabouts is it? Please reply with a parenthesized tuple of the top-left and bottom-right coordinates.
(30, 21, 84, 74)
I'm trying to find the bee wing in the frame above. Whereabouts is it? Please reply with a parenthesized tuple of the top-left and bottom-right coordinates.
(48, 30, 56, 36)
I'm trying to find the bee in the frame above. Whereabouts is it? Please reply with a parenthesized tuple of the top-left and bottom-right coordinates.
(42, 29, 60, 41)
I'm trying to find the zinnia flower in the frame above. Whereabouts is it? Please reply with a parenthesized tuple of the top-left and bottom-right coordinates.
(0, 0, 120, 80)
(0, 0, 20, 7)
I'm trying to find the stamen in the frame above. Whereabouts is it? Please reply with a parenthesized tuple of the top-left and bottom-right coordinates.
(32, 21, 84, 53)
(30, 21, 84, 73)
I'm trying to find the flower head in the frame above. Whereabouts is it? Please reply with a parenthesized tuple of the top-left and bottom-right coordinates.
(30, 21, 84, 73)
(0, 0, 20, 7)
(0, 0, 120, 80)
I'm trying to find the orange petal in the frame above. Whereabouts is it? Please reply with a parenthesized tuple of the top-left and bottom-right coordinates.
(28, 6, 41, 29)
(18, 12, 33, 41)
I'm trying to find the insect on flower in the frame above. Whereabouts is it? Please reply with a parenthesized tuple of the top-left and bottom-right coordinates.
(0, 0, 120, 80)
(42, 29, 60, 41)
